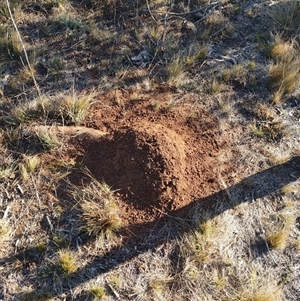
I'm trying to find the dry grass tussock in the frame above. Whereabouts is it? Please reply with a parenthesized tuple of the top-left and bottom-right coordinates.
(267, 36, 300, 103)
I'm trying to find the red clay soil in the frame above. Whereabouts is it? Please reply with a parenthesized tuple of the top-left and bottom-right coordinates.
(69, 89, 232, 225)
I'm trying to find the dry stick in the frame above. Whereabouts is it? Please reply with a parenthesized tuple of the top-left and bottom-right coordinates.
(194, 5, 218, 25)
(210, 22, 230, 38)
(145, 0, 157, 22)
(165, 1, 220, 16)
(5, 0, 42, 101)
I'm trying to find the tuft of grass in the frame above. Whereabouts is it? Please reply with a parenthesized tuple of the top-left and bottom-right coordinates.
(18, 65, 36, 82)
(0, 30, 23, 62)
(213, 270, 227, 289)
(227, 63, 249, 84)
(266, 229, 289, 250)
(52, 89, 97, 125)
(266, 36, 300, 103)
(272, 90, 284, 105)
(110, 275, 122, 289)
(281, 183, 295, 195)
(268, 57, 300, 94)
(221, 63, 248, 85)
(23, 154, 40, 173)
(268, 36, 294, 59)
(199, 218, 216, 238)
(80, 193, 122, 237)
(185, 215, 221, 262)
(247, 60, 256, 70)
(35, 241, 48, 254)
(7, 97, 49, 125)
(58, 250, 78, 275)
(49, 56, 65, 75)
(89, 286, 106, 299)
(50, 1, 84, 31)
(70, 172, 122, 237)
(0, 2, 10, 20)
(0, 166, 15, 180)
(148, 277, 172, 295)
(0, 219, 9, 240)
(264, 205, 296, 250)
(185, 44, 208, 67)
(0, 1, 22, 23)
(148, 24, 164, 43)
(167, 45, 208, 84)
(255, 103, 275, 121)
(57, 14, 83, 30)
(186, 231, 215, 263)
(243, 286, 282, 301)
(209, 78, 224, 94)
(53, 234, 68, 249)
(19, 163, 29, 181)
(87, 21, 113, 42)
(36, 130, 62, 150)
(199, 11, 231, 40)
(269, 0, 300, 39)
(250, 120, 286, 142)
(166, 54, 186, 84)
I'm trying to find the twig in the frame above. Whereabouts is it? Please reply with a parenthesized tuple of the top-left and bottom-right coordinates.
(31, 175, 42, 207)
(45, 215, 54, 232)
(3, 205, 10, 219)
(145, 0, 157, 22)
(167, 7, 208, 16)
(106, 281, 120, 300)
(210, 22, 230, 38)
(166, 1, 219, 16)
(194, 4, 219, 24)
(5, 0, 42, 101)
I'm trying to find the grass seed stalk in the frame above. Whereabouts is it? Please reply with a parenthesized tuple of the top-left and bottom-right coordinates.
(5, 0, 42, 101)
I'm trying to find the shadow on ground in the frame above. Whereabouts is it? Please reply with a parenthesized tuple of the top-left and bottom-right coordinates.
(5, 156, 300, 300)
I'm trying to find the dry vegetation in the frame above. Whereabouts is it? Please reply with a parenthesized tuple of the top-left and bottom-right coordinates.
(0, 0, 300, 300)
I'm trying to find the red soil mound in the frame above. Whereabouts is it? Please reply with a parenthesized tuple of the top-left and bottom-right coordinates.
(70, 91, 231, 224)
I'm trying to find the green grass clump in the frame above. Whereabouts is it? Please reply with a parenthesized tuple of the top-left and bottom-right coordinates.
(250, 120, 286, 142)
(0, 220, 9, 240)
(58, 250, 78, 274)
(36, 131, 61, 150)
(89, 286, 106, 299)
(19, 155, 40, 180)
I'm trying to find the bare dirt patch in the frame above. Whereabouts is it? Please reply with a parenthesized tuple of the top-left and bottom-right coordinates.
(67, 91, 232, 224)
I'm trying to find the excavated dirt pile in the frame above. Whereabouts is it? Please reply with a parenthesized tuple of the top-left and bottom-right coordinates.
(84, 123, 187, 213)
(71, 92, 231, 224)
